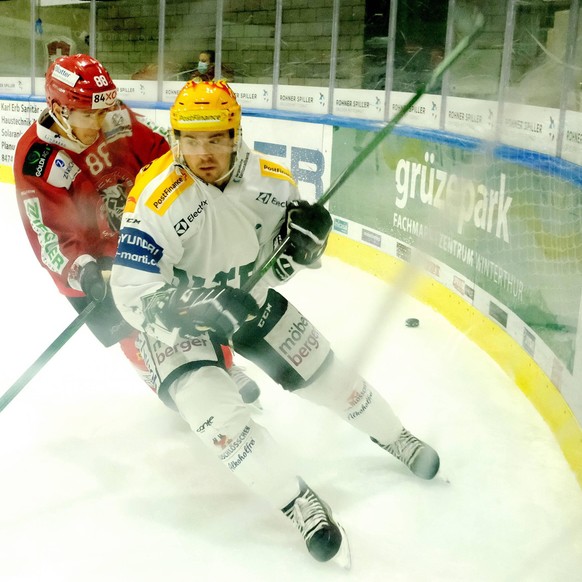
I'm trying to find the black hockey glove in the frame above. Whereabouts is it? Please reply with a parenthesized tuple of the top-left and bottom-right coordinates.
(272, 247, 296, 282)
(68, 257, 133, 347)
(283, 200, 332, 266)
(161, 286, 260, 341)
(78, 260, 108, 302)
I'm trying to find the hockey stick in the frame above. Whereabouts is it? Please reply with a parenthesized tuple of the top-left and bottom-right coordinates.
(0, 300, 97, 413)
(242, 14, 485, 294)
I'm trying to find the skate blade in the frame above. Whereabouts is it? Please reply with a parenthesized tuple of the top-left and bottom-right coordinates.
(332, 522, 351, 570)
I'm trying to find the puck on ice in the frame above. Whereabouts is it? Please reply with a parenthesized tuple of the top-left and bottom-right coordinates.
(405, 318, 420, 327)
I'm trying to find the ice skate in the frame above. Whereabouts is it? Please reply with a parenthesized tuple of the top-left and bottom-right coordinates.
(229, 365, 261, 406)
(372, 428, 440, 480)
(282, 478, 351, 569)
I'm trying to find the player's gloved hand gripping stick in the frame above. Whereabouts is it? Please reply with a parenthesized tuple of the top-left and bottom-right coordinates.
(242, 13, 485, 295)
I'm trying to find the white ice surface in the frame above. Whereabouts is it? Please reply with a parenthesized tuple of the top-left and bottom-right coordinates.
(1, 183, 581, 581)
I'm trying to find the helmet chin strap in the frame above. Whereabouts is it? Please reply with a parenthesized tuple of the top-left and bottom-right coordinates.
(214, 127, 242, 186)
(214, 158, 236, 187)
(49, 107, 98, 148)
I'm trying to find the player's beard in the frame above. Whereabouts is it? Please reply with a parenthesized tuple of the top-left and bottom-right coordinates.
(213, 152, 237, 187)
(176, 144, 237, 188)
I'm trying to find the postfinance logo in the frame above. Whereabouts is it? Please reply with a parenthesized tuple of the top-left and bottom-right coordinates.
(259, 159, 296, 185)
(146, 171, 192, 215)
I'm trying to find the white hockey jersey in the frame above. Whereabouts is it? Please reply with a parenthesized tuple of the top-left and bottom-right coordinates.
(110, 142, 302, 345)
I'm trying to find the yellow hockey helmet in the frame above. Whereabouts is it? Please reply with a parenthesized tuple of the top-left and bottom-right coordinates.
(170, 80, 241, 135)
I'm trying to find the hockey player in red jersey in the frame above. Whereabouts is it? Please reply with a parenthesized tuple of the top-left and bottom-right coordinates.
(110, 80, 441, 568)
(13, 55, 259, 401)
(13, 54, 171, 384)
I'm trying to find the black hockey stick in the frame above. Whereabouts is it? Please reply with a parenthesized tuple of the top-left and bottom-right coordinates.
(0, 300, 97, 413)
(242, 14, 485, 294)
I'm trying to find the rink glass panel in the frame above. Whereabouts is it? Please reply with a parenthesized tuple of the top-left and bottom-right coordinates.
(161, 0, 216, 83)
(0, 2, 579, 383)
(222, 1, 276, 85)
(32, 2, 90, 87)
(0, 1, 577, 122)
(503, 1, 581, 109)
(391, 0, 448, 94)
(278, 2, 332, 88)
(0, 0, 31, 84)
(96, 0, 161, 82)
(445, 1, 506, 100)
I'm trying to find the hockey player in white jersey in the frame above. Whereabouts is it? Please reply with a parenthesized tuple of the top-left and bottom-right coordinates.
(110, 80, 439, 567)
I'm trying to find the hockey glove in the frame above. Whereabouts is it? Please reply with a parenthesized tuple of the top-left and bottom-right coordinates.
(68, 255, 108, 302)
(68, 256, 133, 346)
(161, 286, 260, 341)
(283, 200, 332, 265)
(271, 232, 300, 283)
(273, 252, 296, 282)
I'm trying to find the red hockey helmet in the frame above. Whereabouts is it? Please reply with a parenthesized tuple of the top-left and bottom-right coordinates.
(45, 54, 117, 111)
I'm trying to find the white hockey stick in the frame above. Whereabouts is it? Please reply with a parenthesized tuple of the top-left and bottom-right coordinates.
(242, 13, 485, 294)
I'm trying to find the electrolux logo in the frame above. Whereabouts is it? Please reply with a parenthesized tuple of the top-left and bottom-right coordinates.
(256, 192, 272, 204)
(255, 192, 285, 207)
(174, 200, 208, 234)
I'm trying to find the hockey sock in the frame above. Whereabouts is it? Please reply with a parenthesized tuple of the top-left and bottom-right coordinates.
(295, 357, 403, 445)
(169, 366, 301, 508)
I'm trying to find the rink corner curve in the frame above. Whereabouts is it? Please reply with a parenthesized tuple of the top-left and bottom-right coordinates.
(326, 233, 582, 489)
(2, 160, 580, 489)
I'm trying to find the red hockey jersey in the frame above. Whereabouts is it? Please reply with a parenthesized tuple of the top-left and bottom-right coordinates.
(14, 105, 170, 297)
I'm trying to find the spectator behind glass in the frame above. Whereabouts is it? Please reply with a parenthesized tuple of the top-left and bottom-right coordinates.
(189, 50, 234, 82)
(191, 50, 215, 81)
